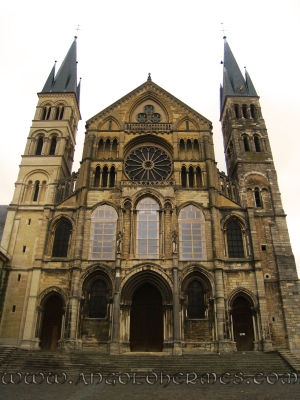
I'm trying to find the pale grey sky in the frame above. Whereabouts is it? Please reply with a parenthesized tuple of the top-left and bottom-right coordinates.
(0, 0, 299, 272)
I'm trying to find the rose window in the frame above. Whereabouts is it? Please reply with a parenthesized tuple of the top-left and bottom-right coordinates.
(125, 146, 172, 180)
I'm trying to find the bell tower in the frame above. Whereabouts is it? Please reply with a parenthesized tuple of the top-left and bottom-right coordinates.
(10, 37, 81, 208)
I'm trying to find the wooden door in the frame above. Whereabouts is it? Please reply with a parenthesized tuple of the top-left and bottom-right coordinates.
(130, 283, 163, 352)
(40, 295, 63, 350)
(232, 296, 254, 351)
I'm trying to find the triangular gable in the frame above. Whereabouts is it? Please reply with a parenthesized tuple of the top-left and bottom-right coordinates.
(86, 80, 212, 127)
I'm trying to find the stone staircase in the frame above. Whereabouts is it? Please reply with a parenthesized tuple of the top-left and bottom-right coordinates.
(0, 346, 15, 366)
(0, 349, 296, 378)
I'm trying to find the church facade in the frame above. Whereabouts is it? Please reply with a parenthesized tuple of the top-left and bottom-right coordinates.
(0, 38, 299, 355)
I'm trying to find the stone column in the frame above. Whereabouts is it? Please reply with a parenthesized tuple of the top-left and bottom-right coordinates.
(172, 262, 182, 355)
(110, 264, 121, 355)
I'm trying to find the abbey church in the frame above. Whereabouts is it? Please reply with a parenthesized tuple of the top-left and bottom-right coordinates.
(0, 37, 299, 355)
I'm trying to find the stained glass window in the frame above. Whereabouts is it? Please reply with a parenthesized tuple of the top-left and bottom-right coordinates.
(89, 280, 107, 318)
(89, 205, 117, 259)
(179, 205, 206, 260)
(226, 220, 244, 258)
(188, 280, 205, 319)
(136, 198, 159, 258)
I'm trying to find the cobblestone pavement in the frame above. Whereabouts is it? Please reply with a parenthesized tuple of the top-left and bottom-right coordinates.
(0, 372, 299, 400)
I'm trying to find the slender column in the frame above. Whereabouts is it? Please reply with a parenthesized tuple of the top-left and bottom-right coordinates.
(111, 266, 121, 354)
(172, 264, 182, 354)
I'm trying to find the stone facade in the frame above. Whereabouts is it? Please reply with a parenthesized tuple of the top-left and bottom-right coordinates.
(0, 38, 299, 356)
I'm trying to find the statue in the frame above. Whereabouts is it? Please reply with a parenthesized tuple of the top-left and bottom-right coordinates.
(172, 230, 178, 253)
(117, 231, 123, 253)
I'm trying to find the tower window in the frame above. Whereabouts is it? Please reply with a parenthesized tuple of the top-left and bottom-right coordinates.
(52, 220, 72, 257)
(49, 137, 57, 155)
(188, 166, 194, 188)
(102, 166, 108, 187)
(196, 166, 202, 188)
(181, 166, 187, 187)
(35, 137, 44, 155)
(226, 220, 244, 258)
(243, 135, 250, 152)
(250, 105, 257, 119)
(254, 188, 262, 207)
(89, 280, 107, 318)
(55, 106, 64, 120)
(33, 180, 40, 201)
(254, 136, 261, 152)
(188, 280, 205, 319)
(234, 104, 239, 119)
(42, 106, 51, 120)
(94, 166, 100, 187)
(242, 104, 247, 119)
(109, 166, 115, 187)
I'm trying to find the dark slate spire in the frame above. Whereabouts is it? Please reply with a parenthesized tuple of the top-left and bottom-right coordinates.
(42, 62, 56, 92)
(41, 38, 79, 101)
(220, 37, 258, 112)
(244, 68, 258, 96)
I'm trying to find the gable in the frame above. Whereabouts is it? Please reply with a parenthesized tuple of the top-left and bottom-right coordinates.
(86, 80, 211, 130)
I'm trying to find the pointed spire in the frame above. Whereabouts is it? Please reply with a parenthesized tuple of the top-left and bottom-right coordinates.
(244, 67, 257, 96)
(42, 62, 56, 92)
(77, 78, 81, 106)
(220, 37, 258, 112)
(41, 38, 79, 102)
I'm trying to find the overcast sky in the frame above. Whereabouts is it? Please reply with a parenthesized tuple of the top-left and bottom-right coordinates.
(0, 0, 299, 273)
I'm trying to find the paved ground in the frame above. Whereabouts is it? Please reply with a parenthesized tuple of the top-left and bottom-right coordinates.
(0, 372, 299, 399)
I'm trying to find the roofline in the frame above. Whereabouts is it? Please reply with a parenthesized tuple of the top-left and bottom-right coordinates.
(86, 81, 212, 127)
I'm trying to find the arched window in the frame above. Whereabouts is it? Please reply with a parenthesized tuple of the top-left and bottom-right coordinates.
(102, 166, 108, 187)
(89, 280, 107, 318)
(242, 104, 247, 119)
(136, 197, 159, 258)
(179, 205, 206, 260)
(250, 104, 256, 119)
(226, 220, 244, 258)
(55, 106, 64, 120)
(234, 104, 239, 119)
(94, 166, 100, 187)
(36, 137, 44, 155)
(188, 280, 205, 319)
(89, 205, 117, 259)
(196, 167, 202, 188)
(179, 139, 185, 160)
(243, 135, 250, 152)
(33, 180, 40, 201)
(254, 135, 261, 152)
(186, 120, 189, 131)
(49, 137, 57, 155)
(181, 166, 187, 187)
(188, 166, 194, 187)
(109, 166, 115, 187)
(254, 187, 262, 207)
(112, 139, 118, 158)
(52, 220, 71, 257)
(42, 106, 51, 120)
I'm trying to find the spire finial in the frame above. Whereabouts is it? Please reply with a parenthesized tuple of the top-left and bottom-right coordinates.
(74, 24, 81, 37)
(221, 22, 227, 38)
(147, 73, 152, 81)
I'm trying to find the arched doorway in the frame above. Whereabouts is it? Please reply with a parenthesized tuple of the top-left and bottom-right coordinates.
(231, 296, 255, 351)
(130, 283, 163, 352)
(40, 295, 64, 350)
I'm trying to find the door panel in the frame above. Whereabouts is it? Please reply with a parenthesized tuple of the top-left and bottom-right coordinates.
(232, 297, 254, 351)
(130, 283, 163, 352)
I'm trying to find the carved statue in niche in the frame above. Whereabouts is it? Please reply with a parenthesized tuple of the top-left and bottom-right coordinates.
(172, 230, 178, 253)
(117, 231, 123, 253)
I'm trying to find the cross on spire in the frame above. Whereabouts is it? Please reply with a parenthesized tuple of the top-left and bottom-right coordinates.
(74, 24, 81, 37)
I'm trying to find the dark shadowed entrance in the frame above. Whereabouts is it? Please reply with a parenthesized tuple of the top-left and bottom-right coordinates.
(130, 283, 163, 352)
(40, 295, 64, 350)
(232, 296, 254, 351)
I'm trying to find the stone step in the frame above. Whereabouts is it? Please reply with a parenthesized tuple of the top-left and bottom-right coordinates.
(0, 349, 295, 376)
(0, 346, 16, 366)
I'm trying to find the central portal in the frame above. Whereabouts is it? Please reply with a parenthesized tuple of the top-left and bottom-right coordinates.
(130, 283, 163, 352)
